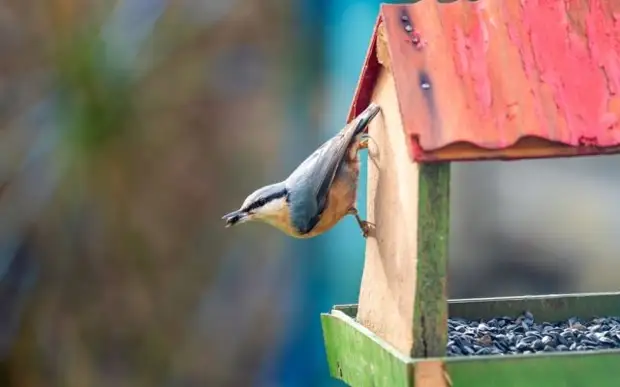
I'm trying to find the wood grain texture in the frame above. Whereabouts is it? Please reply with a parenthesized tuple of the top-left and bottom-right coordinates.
(413, 163, 450, 358)
(348, 1, 620, 161)
(415, 360, 449, 387)
(356, 68, 449, 358)
(357, 68, 417, 355)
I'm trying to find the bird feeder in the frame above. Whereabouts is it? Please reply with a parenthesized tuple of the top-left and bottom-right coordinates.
(321, 1, 620, 386)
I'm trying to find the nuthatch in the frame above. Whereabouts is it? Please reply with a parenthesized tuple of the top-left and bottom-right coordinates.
(223, 103, 381, 238)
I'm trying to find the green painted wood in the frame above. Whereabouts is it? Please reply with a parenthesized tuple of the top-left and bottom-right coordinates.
(449, 292, 620, 322)
(413, 162, 450, 358)
(322, 306, 620, 387)
(321, 310, 413, 387)
(446, 350, 620, 387)
(334, 291, 620, 322)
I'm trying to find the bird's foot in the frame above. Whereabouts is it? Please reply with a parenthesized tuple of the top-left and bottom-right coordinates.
(348, 208, 373, 238)
(359, 220, 373, 238)
(358, 134, 371, 149)
(359, 134, 379, 160)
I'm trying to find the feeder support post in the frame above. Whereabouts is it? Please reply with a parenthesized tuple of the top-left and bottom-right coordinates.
(357, 63, 450, 358)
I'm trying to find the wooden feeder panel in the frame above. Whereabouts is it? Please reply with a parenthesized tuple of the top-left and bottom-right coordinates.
(358, 66, 450, 358)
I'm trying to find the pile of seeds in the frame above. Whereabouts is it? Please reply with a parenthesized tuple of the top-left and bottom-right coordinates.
(447, 312, 620, 356)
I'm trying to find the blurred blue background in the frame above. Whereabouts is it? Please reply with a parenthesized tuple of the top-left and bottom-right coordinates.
(2, 1, 620, 386)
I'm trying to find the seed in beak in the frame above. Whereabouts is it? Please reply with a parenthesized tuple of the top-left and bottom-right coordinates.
(222, 210, 246, 227)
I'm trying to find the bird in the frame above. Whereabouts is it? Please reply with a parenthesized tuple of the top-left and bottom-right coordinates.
(222, 103, 381, 238)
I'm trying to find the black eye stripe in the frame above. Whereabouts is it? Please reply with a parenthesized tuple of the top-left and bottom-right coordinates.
(249, 198, 267, 211)
(244, 189, 288, 212)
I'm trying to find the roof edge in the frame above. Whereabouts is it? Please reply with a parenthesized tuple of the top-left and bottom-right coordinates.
(346, 5, 389, 124)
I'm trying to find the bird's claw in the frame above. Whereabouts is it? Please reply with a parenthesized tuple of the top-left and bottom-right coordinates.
(359, 134, 379, 160)
(360, 220, 371, 238)
(359, 134, 371, 150)
(348, 208, 373, 238)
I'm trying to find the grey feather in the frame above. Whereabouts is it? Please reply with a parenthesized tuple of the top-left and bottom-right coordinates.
(285, 103, 380, 234)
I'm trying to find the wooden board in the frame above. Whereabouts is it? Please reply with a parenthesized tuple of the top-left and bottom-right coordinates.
(356, 67, 450, 358)
(322, 295, 620, 387)
(446, 351, 620, 387)
(449, 292, 620, 322)
(336, 291, 620, 322)
(321, 310, 413, 387)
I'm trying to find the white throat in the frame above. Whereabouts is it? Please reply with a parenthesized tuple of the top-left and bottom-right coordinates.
(256, 197, 288, 218)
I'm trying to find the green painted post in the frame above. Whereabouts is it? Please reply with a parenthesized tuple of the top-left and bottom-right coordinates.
(413, 163, 451, 358)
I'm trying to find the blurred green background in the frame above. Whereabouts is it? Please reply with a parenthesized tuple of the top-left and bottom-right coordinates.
(2, 1, 620, 386)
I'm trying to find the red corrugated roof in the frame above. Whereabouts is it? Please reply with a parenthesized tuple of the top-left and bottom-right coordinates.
(348, 1, 620, 162)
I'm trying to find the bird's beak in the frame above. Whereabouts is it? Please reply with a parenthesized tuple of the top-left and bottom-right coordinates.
(222, 210, 249, 227)
(354, 103, 381, 131)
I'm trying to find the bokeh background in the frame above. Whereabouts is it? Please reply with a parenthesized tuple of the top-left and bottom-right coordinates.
(1, 0, 620, 386)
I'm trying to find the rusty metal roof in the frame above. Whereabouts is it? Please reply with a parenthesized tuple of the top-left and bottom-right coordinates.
(348, 2, 620, 162)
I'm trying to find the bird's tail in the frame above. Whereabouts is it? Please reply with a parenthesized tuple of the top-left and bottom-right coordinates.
(349, 102, 381, 137)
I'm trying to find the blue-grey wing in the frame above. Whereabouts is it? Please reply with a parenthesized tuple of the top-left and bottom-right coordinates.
(287, 187, 320, 234)
(285, 126, 357, 234)
(309, 103, 379, 213)
(286, 103, 380, 234)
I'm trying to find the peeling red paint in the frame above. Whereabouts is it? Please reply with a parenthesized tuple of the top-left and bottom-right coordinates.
(452, 27, 468, 78)
(579, 135, 600, 147)
(585, 0, 620, 96)
(464, 3, 492, 116)
(348, 1, 620, 161)
(449, 3, 493, 118)
(506, 103, 519, 121)
(520, 0, 616, 144)
(600, 112, 618, 130)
